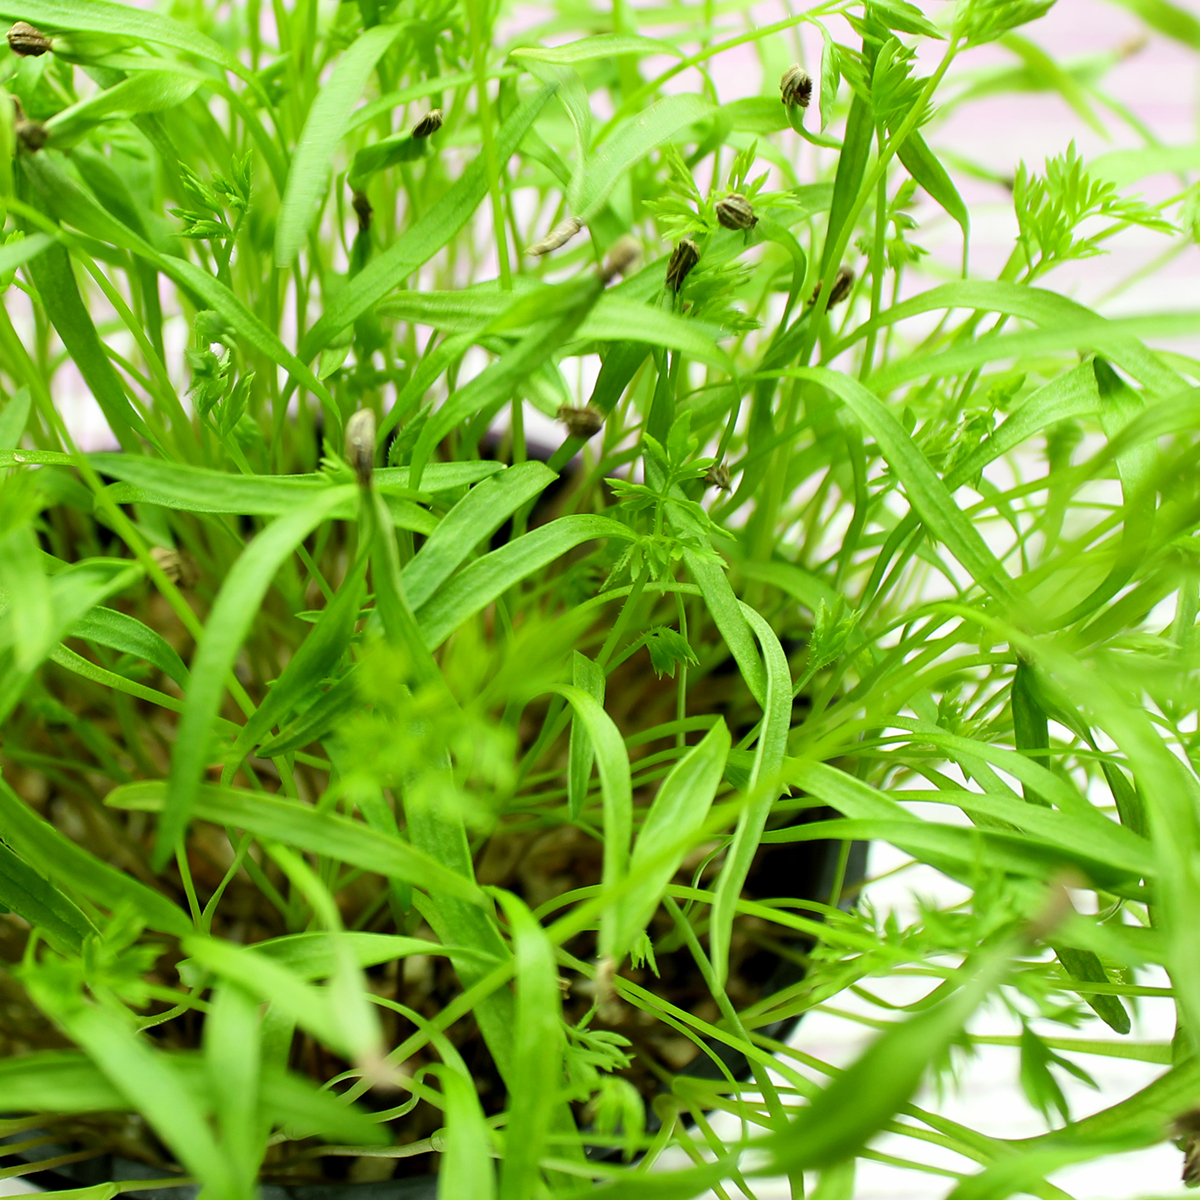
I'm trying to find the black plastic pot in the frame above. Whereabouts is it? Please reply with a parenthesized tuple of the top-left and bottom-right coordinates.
(4, 830, 865, 1200)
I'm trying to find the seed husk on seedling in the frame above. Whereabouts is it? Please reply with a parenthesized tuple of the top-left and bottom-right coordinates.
(780, 64, 812, 108)
(345, 409, 377, 485)
(810, 264, 855, 308)
(666, 238, 700, 291)
(716, 194, 757, 231)
(411, 108, 443, 139)
(558, 404, 604, 438)
(6, 21, 51, 55)
(527, 216, 583, 256)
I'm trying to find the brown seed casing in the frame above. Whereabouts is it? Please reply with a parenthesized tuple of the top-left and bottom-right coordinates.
(809, 264, 855, 309)
(599, 234, 640, 282)
(15, 120, 48, 152)
(150, 546, 198, 588)
(7, 21, 51, 56)
(351, 189, 372, 234)
(665, 238, 699, 292)
(526, 216, 583, 257)
(557, 404, 604, 439)
(411, 108, 443, 139)
(150, 546, 183, 586)
(780, 65, 813, 108)
(1174, 1112, 1200, 1187)
(345, 408, 377, 486)
(715, 193, 757, 231)
(704, 463, 732, 490)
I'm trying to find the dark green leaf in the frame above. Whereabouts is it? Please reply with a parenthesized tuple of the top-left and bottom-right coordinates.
(299, 86, 556, 358)
(275, 24, 405, 266)
(0, 775, 191, 937)
(0, 841, 96, 953)
(108, 780, 488, 908)
(155, 488, 355, 866)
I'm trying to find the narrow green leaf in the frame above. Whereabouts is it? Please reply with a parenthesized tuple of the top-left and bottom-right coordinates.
(19, 982, 235, 1197)
(1099, 0, 1200, 47)
(256, 671, 360, 757)
(1019, 1057, 1200, 1144)
(0, 524, 53, 691)
(0, 1048, 389, 1144)
(204, 984, 265, 1200)
(68, 606, 189, 689)
(365, 486, 443, 686)
(944, 1129, 1158, 1200)
(0, 775, 191, 937)
(224, 554, 367, 774)
(247, 931, 464, 979)
(0, 388, 30, 450)
(1091, 142, 1200, 187)
(760, 947, 1012, 1175)
(820, 92, 872, 276)
(1101, 761, 1148, 839)
(403, 462, 555, 610)
(812, 1162, 855, 1200)
(818, 26, 839, 133)
(518, 57, 591, 212)
(275, 24, 405, 267)
(401, 746, 516, 1082)
(1010, 661, 1051, 807)
(579, 297, 734, 370)
(708, 608, 790, 988)
(999, 33, 1108, 139)
(0, 1050, 127, 1114)
(259, 1065, 391, 1144)
(512, 34, 684, 64)
(93, 452, 486, 520)
(612, 718, 730, 963)
(567, 652, 606, 822)
(299, 86, 556, 358)
(45, 71, 202, 147)
(19, 152, 338, 421)
(433, 1065, 497, 1200)
(347, 129, 429, 190)
(896, 131, 969, 246)
(764, 818, 1146, 894)
(155, 487, 356, 866)
(48, 642, 190, 717)
(1052, 945, 1132, 1035)
(23, 240, 147, 451)
(376, 290, 733, 369)
(0, 0, 246, 77)
(185, 936, 365, 1063)
(791, 366, 1018, 604)
(852, 281, 1183, 397)
(0, 232, 57, 285)
(578, 94, 713, 221)
(109, 779, 488, 907)
(495, 891, 564, 1200)
(942, 362, 1099, 486)
(551, 684, 633, 960)
(407, 279, 605, 490)
(681, 548, 767, 707)
(0, 842, 96, 953)
(414, 515, 634, 649)
(891, 788, 1153, 877)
